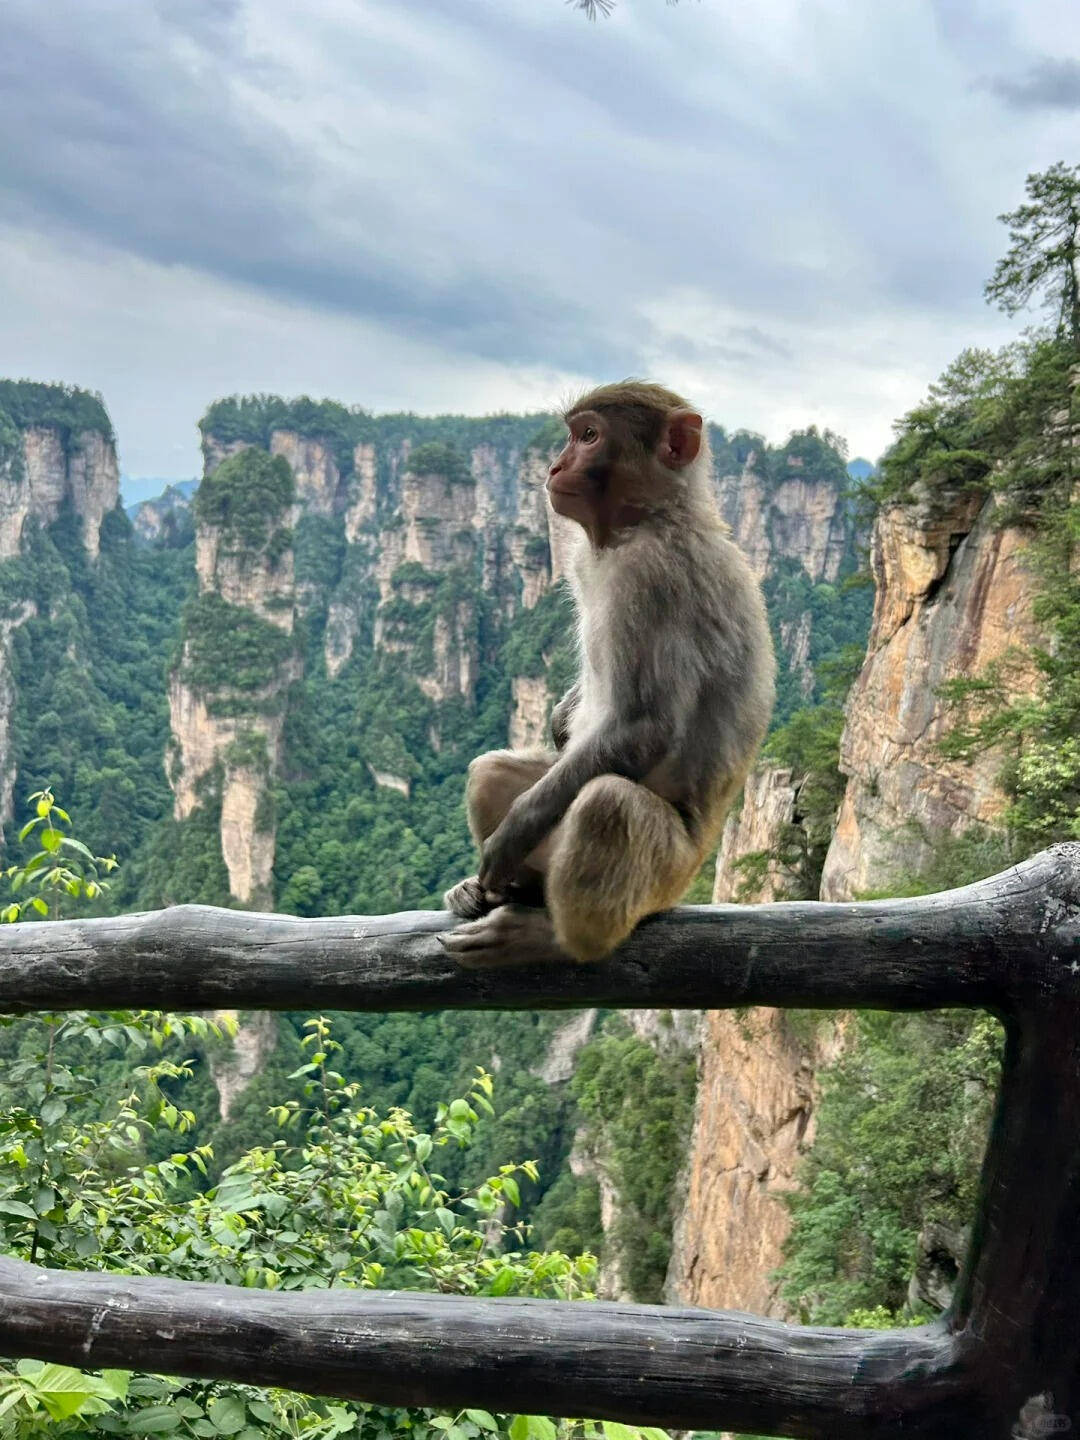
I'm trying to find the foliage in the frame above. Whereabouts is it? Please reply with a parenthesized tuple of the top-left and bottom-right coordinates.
(0, 993, 677, 1440)
(199, 395, 362, 475)
(178, 593, 296, 705)
(200, 397, 551, 484)
(404, 442, 472, 485)
(0, 810, 655, 1437)
(5, 503, 192, 911)
(865, 345, 1021, 507)
(195, 448, 295, 550)
(743, 645, 865, 900)
(778, 1007, 1001, 1325)
(985, 161, 1080, 345)
(0, 379, 114, 452)
(551, 1023, 697, 1302)
(500, 586, 575, 683)
(1, 787, 116, 923)
(897, 335, 1080, 853)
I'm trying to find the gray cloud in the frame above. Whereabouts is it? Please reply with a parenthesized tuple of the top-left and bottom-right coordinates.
(985, 57, 1080, 110)
(0, 0, 1074, 475)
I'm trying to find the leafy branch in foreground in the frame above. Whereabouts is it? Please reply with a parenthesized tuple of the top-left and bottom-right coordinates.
(2, 787, 117, 924)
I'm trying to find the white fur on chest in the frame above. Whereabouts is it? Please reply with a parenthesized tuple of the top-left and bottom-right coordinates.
(568, 546, 620, 740)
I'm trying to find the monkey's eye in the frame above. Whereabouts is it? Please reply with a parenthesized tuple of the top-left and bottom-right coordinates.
(582, 426, 598, 443)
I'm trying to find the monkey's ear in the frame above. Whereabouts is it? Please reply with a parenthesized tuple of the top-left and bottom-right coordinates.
(658, 410, 703, 469)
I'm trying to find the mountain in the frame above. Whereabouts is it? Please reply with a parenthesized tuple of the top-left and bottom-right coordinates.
(846, 456, 876, 481)
(0, 381, 873, 1300)
(121, 474, 197, 506)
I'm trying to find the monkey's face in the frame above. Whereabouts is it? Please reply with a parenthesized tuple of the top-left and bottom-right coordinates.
(546, 409, 613, 525)
(547, 404, 704, 530)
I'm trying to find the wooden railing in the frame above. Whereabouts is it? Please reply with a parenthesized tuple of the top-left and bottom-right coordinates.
(1, 842, 1078, 1440)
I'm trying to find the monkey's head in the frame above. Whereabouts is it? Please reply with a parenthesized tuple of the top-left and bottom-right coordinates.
(548, 380, 707, 534)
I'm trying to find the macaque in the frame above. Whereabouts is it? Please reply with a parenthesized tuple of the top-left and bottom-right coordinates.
(440, 381, 775, 966)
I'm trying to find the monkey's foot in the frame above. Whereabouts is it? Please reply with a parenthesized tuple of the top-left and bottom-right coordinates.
(443, 875, 497, 921)
(439, 904, 567, 968)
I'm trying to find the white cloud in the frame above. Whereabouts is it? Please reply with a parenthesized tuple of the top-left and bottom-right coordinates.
(0, 0, 1076, 475)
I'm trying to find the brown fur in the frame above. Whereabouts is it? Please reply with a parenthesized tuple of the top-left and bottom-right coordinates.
(440, 381, 775, 966)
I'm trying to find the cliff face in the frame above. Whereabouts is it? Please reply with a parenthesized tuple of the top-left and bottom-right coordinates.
(712, 766, 799, 904)
(715, 463, 852, 587)
(0, 425, 118, 561)
(201, 419, 567, 734)
(168, 447, 299, 908)
(713, 449, 863, 707)
(665, 774, 818, 1315)
(820, 488, 1039, 900)
(129, 482, 195, 545)
(0, 390, 120, 836)
(667, 1008, 831, 1316)
(670, 481, 1043, 1316)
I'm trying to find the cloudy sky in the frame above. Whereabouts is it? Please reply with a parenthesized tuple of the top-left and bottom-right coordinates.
(1, 0, 1078, 482)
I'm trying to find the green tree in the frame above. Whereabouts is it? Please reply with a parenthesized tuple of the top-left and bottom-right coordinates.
(985, 161, 1080, 346)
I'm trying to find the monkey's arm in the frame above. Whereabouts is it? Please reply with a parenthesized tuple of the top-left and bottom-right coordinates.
(479, 713, 671, 893)
(549, 682, 581, 752)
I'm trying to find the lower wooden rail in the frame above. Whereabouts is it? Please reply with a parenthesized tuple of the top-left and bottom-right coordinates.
(0, 843, 1078, 1439)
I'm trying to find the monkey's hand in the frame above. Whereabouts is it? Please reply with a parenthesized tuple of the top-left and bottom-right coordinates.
(477, 824, 527, 896)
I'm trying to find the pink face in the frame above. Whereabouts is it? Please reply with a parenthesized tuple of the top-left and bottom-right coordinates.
(546, 406, 704, 528)
(545, 410, 609, 524)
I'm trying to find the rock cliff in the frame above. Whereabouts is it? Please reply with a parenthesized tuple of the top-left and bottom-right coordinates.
(712, 434, 864, 706)
(666, 774, 822, 1316)
(168, 447, 299, 908)
(666, 1008, 831, 1316)
(0, 383, 120, 834)
(0, 425, 118, 561)
(820, 487, 1040, 900)
(197, 410, 566, 740)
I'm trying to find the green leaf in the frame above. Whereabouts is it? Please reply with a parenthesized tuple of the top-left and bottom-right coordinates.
(0, 1200, 37, 1220)
(509, 1417, 531, 1440)
(101, 1369, 132, 1400)
(601, 1423, 637, 1440)
(208, 1395, 248, 1434)
(435, 1207, 456, 1236)
(129, 1403, 183, 1432)
(465, 1411, 498, 1431)
(40, 827, 62, 854)
(487, 1267, 515, 1296)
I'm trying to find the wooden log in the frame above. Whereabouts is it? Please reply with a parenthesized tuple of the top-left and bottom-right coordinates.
(0, 843, 1076, 1016)
(0, 1255, 982, 1440)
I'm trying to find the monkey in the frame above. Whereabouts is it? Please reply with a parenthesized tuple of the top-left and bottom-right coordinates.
(440, 380, 775, 966)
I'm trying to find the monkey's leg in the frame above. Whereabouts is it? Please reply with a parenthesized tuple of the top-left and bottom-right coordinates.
(443, 748, 556, 919)
(547, 775, 700, 962)
(442, 776, 700, 966)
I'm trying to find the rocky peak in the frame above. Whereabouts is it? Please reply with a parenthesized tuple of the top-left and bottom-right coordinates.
(269, 430, 344, 515)
(0, 415, 118, 561)
(820, 486, 1040, 900)
(168, 446, 301, 907)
